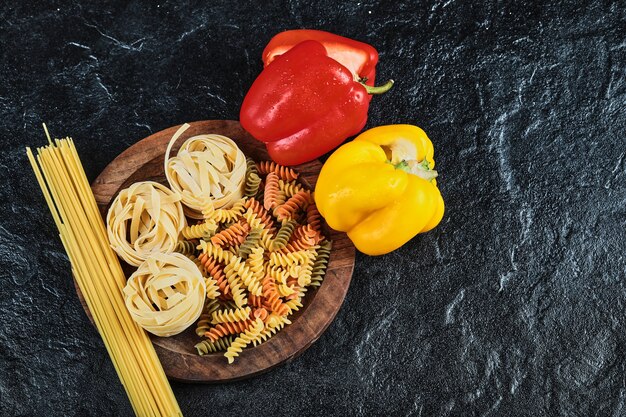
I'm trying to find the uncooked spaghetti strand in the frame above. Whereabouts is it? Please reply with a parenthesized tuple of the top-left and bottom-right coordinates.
(28, 136, 181, 417)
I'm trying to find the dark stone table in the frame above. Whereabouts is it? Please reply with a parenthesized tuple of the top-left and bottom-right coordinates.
(1, 1, 625, 416)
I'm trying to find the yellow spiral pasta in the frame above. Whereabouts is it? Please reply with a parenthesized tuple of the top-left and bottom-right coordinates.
(197, 240, 234, 264)
(224, 261, 248, 308)
(253, 314, 291, 347)
(268, 250, 314, 268)
(205, 277, 221, 300)
(164, 123, 246, 218)
(246, 247, 265, 282)
(123, 253, 206, 337)
(211, 307, 252, 324)
(224, 318, 264, 364)
(106, 181, 185, 267)
(224, 256, 261, 296)
(182, 219, 218, 240)
(284, 296, 304, 315)
(209, 200, 247, 224)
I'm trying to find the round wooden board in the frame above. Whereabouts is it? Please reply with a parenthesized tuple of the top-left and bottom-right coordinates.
(74, 120, 355, 383)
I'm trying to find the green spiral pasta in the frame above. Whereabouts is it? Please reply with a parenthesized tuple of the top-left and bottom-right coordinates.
(270, 219, 297, 251)
(237, 228, 263, 259)
(195, 336, 235, 355)
(175, 240, 197, 256)
(195, 298, 221, 337)
(244, 157, 262, 197)
(310, 240, 332, 287)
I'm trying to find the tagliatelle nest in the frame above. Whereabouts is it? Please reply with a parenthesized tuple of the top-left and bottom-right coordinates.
(106, 181, 186, 266)
(165, 123, 247, 219)
(123, 253, 209, 337)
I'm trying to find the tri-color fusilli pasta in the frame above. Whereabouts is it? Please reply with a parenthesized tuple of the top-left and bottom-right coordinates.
(187, 158, 332, 363)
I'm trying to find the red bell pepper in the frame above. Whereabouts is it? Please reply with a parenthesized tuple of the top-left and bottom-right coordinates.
(262, 29, 379, 88)
(240, 40, 393, 166)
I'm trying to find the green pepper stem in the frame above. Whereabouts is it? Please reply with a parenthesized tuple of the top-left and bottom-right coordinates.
(362, 79, 394, 95)
(394, 159, 438, 181)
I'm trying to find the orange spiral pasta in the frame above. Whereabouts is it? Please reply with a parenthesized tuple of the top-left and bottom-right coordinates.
(263, 172, 281, 210)
(205, 319, 252, 342)
(248, 294, 265, 308)
(198, 254, 230, 297)
(257, 161, 298, 181)
(291, 224, 322, 246)
(306, 203, 322, 233)
(262, 276, 289, 316)
(210, 220, 250, 247)
(252, 307, 268, 321)
(274, 190, 311, 221)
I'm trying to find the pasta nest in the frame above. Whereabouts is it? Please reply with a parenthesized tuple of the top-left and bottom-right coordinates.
(123, 253, 207, 337)
(106, 181, 185, 266)
(165, 123, 247, 218)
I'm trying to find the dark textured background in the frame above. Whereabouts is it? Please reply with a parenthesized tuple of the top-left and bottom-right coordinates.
(1, 1, 625, 416)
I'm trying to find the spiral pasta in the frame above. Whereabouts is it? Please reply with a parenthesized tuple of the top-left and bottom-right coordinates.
(238, 228, 262, 260)
(205, 319, 252, 342)
(310, 240, 332, 287)
(224, 318, 265, 364)
(253, 314, 291, 346)
(271, 220, 297, 251)
(195, 298, 221, 337)
(306, 203, 322, 233)
(205, 277, 221, 300)
(257, 161, 298, 181)
(195, 336, 234, 355)
(123, 253, 206, 337)
(182, 219, 218, 240)
(274, 190, 311, 221)
(244, 157, 262, 197)
(188, 158, 334, 363)
(107, 181, 185, 266)
(246, 246, 265, 282)
(198, 254, 230, 297)
(210, 220, 250, 247)
(175, 240, 197, 256)
(263, 172, 281, 210)
(262, 276, 289, 316)
(224, 260, 248, 308)
(165, 123, 246, 218)
(269, 250, 314, 268)
(197, 241, 234, 264)
(278, 179, 305, 198)
(209, 200, 247, 224)
(211, 307, 252, 324)
(224, 255, 261, 296)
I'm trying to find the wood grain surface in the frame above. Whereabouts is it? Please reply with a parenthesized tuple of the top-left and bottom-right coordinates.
(74, 120, 355, 382)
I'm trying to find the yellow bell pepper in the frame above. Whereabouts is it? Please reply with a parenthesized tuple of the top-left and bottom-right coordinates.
(314, 124, 444, 255)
